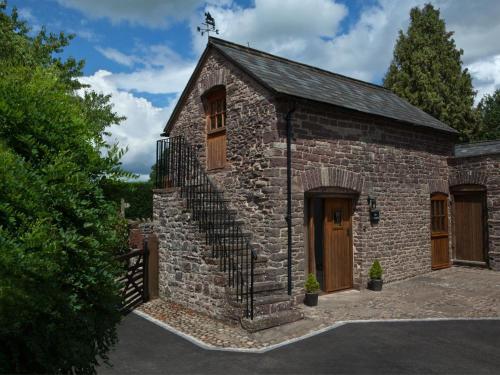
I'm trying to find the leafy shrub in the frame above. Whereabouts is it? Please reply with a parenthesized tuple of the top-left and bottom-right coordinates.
(305, 273, 320, 293)
(0, 4, 128, 373)
(369, 260, 383, 280)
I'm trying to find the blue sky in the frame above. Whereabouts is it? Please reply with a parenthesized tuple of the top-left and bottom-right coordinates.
(8, 0, 500, 179)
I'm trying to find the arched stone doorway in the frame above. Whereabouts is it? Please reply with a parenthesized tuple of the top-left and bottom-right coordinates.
(301, 167, 364, 292)
(451, 184, 489, 266)
(449, 171, 489, 266)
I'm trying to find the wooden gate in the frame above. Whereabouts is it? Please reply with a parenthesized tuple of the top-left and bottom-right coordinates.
(431, 193, 450, 269)
(116, 243, 149, 314)
(323, 198, 353, 292)
(454, 190, 487, 264)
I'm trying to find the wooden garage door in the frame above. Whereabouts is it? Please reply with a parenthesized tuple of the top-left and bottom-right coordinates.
(431, 193, 450, 269)
(323, 198, 353, 292)
(454, 192, 486, 263)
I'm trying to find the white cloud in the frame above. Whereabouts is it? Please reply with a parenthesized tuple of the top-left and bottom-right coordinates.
(18, 7, 36, 23)
(70, 28, 100, 42)
(468, 55, 500, 102)
(435, 0, 500, 64)
(79, 70, 175, 177)
(96, 47, 141, 67)
(191, 0, 348, 57)
(190, 0, 415, 82)
(193, 0, 500, 97)
(69, 0, 500, 176)
(56, 0, 204, 28)
(318, 0, 417, 81)
(107, 64, 195, 94)
(95, 43, 196, 94)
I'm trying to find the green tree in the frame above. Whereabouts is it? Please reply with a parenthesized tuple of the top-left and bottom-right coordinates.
(149, 162, 157, 185)
(477, 89, 500, 140)
(383, 3, 478, 140)
(102, 181, 153, 219)
(0, 2, 129, 373)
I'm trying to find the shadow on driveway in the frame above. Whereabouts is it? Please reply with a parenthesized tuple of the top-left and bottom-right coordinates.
(99, 314, 500, 374)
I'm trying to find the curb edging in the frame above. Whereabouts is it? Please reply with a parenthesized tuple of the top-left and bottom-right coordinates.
(132, 310, 500, 354)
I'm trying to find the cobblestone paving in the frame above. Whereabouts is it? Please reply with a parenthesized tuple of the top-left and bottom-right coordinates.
(137, 267, 500, 349)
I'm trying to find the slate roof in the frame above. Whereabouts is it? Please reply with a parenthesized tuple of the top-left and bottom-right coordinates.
(164, 37, 457, 135)
(454, 140, 500, 158)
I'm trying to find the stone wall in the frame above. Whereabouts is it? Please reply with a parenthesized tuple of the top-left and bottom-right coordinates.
(448, 154, 500, 270)
(158, 46, 461, 309)
(153, 188, 232, 320)
(274, 100, 456, 291)
(166, 50, 285, 286)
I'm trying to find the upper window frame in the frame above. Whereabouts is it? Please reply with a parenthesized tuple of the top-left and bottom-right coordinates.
(431, 193, 448, 236)
(204, 88, 226, 135)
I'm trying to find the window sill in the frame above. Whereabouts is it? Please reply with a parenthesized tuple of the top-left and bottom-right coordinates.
(207, 128, 226, 135)
(207, 165, 228, 173)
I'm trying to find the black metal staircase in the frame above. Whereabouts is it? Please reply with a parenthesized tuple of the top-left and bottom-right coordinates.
(156, 136, 256, 319)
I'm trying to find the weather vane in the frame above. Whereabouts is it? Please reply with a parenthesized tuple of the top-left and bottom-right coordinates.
(197, 12, 219, 37)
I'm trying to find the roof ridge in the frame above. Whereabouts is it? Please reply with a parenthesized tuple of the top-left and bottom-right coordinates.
(208, 36, 390, 92)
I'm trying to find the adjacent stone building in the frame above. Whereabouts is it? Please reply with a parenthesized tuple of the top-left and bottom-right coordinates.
(153, 37, 500, 329)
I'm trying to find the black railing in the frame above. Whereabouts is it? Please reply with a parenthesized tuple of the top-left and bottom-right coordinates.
(156, 136, 256, 319)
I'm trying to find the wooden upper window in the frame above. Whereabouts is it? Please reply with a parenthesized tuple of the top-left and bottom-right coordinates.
(207, 91, 226, 133)
(431, 193, 448, 234)
(205, 88, 227, 170)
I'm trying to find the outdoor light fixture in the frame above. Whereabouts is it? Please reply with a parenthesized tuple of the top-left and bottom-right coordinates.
(367, 196, 380, 224)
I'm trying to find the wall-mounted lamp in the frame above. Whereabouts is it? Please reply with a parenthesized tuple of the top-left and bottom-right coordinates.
(367, 196, 380, 224)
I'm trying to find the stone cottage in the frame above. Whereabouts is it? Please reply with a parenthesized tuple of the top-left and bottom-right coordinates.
(153, 37, 500, 330)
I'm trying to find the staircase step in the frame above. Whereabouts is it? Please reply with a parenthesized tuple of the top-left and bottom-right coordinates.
(183, 183, 219, 191)
(202, 246, 260, 255)
(240, 309, 303, 332)
(229, 281, 285, 295)
(208, 232, 252, 241)
(193, 208, 237, 216)
(203, 252, 268, 266)
(199, 219, 245, 228)
(254, 294, 290, 306)
(210, 228, 251, 236)
(190, 197, 230, 204)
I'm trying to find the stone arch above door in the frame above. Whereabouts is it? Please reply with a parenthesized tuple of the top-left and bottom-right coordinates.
(301, 167, 364, 193)
(197, 69, 228, 96)
(195, 69, 228, 113)
(428, 179, 449, 195)
(449, 170, 488, 188)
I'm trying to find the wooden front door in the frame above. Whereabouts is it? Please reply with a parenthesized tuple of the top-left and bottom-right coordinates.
(323, 198, 353, 292)
(454, 192, 487, 263)
(431, 193, 450, 269)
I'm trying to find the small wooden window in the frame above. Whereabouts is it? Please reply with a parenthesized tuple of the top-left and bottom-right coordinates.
(205, 89, 226, 170)
(431, 193, 448, 234)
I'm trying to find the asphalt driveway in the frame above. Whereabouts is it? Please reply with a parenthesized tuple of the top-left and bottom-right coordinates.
(99, 314, 500, 374)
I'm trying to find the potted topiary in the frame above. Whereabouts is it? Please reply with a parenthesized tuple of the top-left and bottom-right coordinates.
(304, 273, 320, 306)
(367, 259, 383, 291)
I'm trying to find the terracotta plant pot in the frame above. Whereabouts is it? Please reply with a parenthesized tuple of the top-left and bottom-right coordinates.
(304, 292, 319, 306)
(368, 279, 383, 291)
